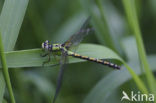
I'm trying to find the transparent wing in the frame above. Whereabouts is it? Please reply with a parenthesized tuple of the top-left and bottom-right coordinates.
(52, 50, 68, 103)
(63, 17, 94, 48)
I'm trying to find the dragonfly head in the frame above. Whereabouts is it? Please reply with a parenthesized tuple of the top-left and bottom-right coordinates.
(42, 40, 52, 51)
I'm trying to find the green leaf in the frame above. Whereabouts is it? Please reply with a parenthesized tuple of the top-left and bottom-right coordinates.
(0, 31, 16, 103)
(122, 0, 156, 97)
(0, 0, 29, 51)
(0, 44, 122, 68)
(0, 0, 29, 102)
(121, 36, 148, 94)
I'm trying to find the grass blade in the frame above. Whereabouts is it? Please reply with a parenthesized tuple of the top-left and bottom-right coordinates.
(0, 44, 122, 68)
(0, 32, 15, 103)
(0, 0, 29, 102)
(94, 0, 117, 52)
(122, 0, 156, 96)
(0, 0, 29, 51)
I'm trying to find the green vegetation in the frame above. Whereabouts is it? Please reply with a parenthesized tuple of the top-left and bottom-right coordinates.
(0, 0, 156, 103)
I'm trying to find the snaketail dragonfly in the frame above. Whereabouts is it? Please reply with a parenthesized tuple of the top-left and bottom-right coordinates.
(41, 17, 121, 103)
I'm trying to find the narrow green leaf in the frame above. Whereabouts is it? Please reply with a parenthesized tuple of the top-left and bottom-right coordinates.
(0, 0, 29, 102)
(0, 44, 122, 68)
(123, 62, 148, 94)
(0, 32, 15, 103)
(94, 0, 117, 52)
(122, 0, 156, 97)
(0, 0, 29, 51)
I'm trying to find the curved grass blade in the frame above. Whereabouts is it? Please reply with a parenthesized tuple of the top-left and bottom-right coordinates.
(122, 0, 156, 97)
(0, 44, 122, 68)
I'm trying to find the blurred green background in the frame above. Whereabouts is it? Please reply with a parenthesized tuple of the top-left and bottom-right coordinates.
(0, 0, 156, 103)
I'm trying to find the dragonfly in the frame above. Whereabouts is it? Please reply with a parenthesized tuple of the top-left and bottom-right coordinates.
(41, 17, 121, 103)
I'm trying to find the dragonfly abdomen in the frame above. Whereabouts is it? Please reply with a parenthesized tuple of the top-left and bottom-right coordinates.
(68, 52, 120, 69)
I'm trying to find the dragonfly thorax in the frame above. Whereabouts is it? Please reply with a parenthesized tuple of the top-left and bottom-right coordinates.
(52, 44, 63, 51)
(42, 40, 64, 51)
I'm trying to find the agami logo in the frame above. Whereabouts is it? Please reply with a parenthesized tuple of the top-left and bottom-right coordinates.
(121, 91, 155, 102)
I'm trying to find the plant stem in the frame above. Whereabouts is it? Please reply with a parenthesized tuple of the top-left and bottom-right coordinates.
(123, 62, 148, 94)
(122, 0, 156, 96)
(0, 32, 16, 103)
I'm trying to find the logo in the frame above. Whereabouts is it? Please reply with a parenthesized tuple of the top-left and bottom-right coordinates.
(121, 91, 130, 101)
(121, 91, 154, 102)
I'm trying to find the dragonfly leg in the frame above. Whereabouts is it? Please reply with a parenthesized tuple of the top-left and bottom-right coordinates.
(52, 54, 59, 62)
(40, 52, 49, 57)
(42, 53, 51, 66)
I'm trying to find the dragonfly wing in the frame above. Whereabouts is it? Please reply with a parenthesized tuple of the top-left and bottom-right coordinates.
(52, 50, 68, 103)
(63, 17, 94, 48)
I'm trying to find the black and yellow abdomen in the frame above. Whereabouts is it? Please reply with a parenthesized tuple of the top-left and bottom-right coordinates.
(68, 52, 120, 69)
